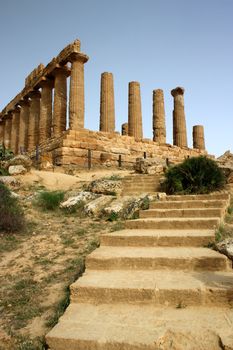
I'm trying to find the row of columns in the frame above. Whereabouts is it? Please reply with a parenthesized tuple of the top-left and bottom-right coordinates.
(0, 64, 205, 154)
(99, 73, 205, 150)
(0, 53, 88, 154)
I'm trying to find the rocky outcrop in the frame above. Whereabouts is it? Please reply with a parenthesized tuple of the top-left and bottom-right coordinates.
(8, 165, 27, 175)
(84, 196, 114, 216)
(87, 178, 122, 195)
(135, 157, 166, 175)
(6, 155, 32, 171)
(60, 191, 98, 209)
(215, 238, 233, 261)
(0, 176, 21, 187)
(217, 151, 233, 183)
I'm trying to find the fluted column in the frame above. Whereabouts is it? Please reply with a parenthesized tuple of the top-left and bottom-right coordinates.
(99, 72, 115, 132)
(28, 90, 41, 152)
(122, 122, 128, 135)
(69, 53, 89, 130)
(171, 87, 187, 147)
(18, 99, 30, 153)
(193, 125, 205, 150)
(153, 89, 166, 143)
(0, 120, 5, 145)
(128, 81, 143, 141)
(39, 79, 53, 143)
(4, 113, 12, 149)
(11, 107, 20, 154)
(53, 67, 68, 137)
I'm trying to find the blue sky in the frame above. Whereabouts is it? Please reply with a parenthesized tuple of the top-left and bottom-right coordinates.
(0, 0, 232, 156)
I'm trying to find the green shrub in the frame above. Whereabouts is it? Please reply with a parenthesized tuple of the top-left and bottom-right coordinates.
(0, 143, 14, 161)
(36, 190, 65, 210)
(162, 156, 225, 195)
(107, 212, 119, 222)
(0, 183, 25, 232)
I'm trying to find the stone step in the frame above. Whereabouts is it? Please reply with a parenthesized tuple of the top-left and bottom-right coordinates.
(150, 199, 227, 209)
(101, 229, 215, 247)
(122, 191, 158, 196)
(70, 270, 233, 306)
(122, 186, 160, 191)
(139, 208, 224, 219)
(166, 193, 229, 201)
(86, 246, 231, 271)
(125, 217, 220, 230)
(46, 303, 233, 350)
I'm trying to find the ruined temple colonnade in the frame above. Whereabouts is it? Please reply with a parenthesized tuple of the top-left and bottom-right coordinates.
(0, 39, 206, 155)
(0, 40, 89, 154)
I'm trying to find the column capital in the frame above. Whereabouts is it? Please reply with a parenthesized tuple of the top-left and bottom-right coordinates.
(52, 64, 70, 77)
(13, 106, 21, 113)
(171, 86, 185, 97)
(19, 97, 30, 107)
(129, 81, 140, 87)
(69, 52, 89, 63)
(28, 90, 41, 99)
(39, 77, 54, 89)
(153, 89, 164, 96)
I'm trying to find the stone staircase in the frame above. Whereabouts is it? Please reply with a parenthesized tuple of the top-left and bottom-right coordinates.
(121, 174, 163, 196)
(46, 192, 233, 350)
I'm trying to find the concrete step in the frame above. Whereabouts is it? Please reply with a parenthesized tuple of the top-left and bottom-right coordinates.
(100, 229, 215, 247)
(139, 208, 224, 219)
(46, 303, 233, 350)
(150, 199, 227, 209)
(166, 193, 230, 201)
(125, 217, 220, 230)
(70, 270, 233, 306)
(86, 246, 231, 271)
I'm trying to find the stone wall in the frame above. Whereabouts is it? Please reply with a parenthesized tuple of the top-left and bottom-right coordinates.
(31, 129, 207, 169)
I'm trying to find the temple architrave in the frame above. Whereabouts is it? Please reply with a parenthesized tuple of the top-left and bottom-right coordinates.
(0, 39, 207, 168)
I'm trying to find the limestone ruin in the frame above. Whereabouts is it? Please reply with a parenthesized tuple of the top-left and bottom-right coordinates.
(0, 39, 207, 169)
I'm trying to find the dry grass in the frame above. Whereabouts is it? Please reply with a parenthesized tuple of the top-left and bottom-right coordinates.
(0, 183, 123, 350)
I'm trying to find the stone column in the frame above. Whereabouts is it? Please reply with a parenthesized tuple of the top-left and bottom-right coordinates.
(153, 89, 166, 143)
(4, 113, 12, 149)
(69, 53, 89, 130)
(128, 81, 143, 141)
(193, 125, 205, 150)
(99, 72, 115, 132)
(53, 67, 68, 137)
(122, 122, 128, 136)
(0, 119, 5, 145)
(28, 90, 41, 152)
(171, 87, 187, 147)
(11, 107, 20, 154)
(39, 79, 53, 144)
(18, 99, 30, 153)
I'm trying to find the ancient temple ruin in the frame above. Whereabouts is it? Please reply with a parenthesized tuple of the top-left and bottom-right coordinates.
(0, 39, 207, 168)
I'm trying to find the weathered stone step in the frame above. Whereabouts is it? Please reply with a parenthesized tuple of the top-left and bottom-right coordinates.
(70, 270, 233, 306)
(150, 199, 227, 209)
(126, 217, 220, 230)
(86, 246, 231, 271)
(166, 193, 229, 201)
(46, 303, 233, 350)
(139, 208, 224, 219)
(101, 229, 215, 247)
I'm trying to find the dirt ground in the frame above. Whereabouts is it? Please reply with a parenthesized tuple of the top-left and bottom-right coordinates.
(0, 169, 126, 350)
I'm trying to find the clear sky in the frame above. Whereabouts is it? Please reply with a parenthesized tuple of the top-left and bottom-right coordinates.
(0, 0, 232, 156)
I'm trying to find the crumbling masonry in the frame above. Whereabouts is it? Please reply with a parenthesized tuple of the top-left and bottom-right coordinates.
(0, 39, 207, 168)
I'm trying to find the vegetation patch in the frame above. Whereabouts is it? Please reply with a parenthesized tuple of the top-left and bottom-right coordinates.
(162, 156, 225, 195)
(35, 190, 65, 210)
(0, 183, 25, 232)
